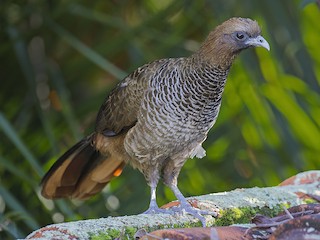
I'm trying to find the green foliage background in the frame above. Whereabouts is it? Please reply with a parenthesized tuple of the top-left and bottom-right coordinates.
(0, 0, 319, 238)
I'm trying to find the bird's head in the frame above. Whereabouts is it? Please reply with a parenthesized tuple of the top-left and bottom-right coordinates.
(196, 17, 270, 69)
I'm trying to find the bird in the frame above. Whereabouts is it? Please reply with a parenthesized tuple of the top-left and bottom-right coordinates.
(41, 17, 270, 226)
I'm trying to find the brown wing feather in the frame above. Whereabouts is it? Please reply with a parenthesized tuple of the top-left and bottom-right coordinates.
(94, 60, 165, 135)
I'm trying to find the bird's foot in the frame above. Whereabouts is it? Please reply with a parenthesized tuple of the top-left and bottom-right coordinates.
(172, 202, 218, 227)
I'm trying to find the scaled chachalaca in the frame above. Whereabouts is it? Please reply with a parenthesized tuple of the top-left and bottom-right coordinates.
(41, 17, 270, 226)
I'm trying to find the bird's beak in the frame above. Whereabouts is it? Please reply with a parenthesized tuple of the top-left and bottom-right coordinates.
(245, 35, 270, 51)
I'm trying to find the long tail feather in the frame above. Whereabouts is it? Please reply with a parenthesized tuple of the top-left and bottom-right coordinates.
(41, 134, 125, 199)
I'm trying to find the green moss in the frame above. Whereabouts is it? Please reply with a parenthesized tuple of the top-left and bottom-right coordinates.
(124, 227, 137, 237)
(90, 227, 140, 240)
(172, 220, 201, 229)
(90, 229, 121, 240)
(257, 204, 288, 218)
(215, 204, 288, 226)
(303, 198, 317, 204)
(215, 208, 253, 226)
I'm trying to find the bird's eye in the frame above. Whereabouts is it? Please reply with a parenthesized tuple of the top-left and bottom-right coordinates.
(236, 32, 245, 40)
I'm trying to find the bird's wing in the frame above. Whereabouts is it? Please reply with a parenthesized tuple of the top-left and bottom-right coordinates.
(41, 62, 164, 200)
(95, 59, 167, 136)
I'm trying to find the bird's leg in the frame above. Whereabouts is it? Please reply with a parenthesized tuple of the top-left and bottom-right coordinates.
(142, 182, 171, 214)
(163, 160, 217, 227)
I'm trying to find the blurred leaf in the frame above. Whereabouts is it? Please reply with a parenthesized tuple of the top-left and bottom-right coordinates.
(263, 85, 320, 149)
(0, 187, 39, 231)
(0, 156, 36, 185)
(45, 18, 127, 80)
(0, 213, 22, 239)
(300, 0, 317, 8)
(0, 113, 43, 176)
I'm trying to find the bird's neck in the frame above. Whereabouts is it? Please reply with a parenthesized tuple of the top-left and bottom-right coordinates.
(192, 32, 239, 70)
(193, 47, 238, 71)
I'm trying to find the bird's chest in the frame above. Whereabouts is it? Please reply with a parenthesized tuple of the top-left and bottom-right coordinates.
(149, 70, 227, 136)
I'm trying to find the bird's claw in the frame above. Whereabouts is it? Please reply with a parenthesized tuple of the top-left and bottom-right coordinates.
(171, 204, 218, 227)
(142, 206, 173, 215)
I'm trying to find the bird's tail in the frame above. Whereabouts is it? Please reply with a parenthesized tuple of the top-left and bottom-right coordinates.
(41, 134, 125, 200)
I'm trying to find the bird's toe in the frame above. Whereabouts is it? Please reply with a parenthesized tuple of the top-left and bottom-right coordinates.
(142, 206, 173, 215)
(171, 203, 219, 227)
